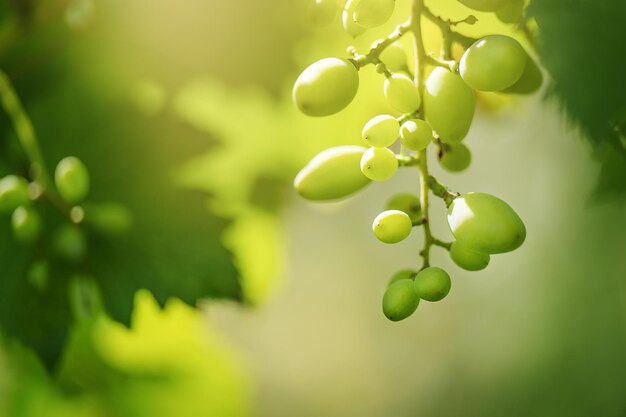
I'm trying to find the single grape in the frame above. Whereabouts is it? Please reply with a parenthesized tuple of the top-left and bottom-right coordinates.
(379, 42, 407, 72)
(502, 52, 543, 95)
(11, 206, 41, 243)
(449, 241, 490, 271)
(53, 224, 87, 262)
(496, 0, 524, 24)
(448, 192, 526, 254)
(388, 269, 417, 286)
(384, 73, 421, 114)
(308, 0, 337, 26)
(0, 175, 30, 213)
(293, 58, 360, 117)
(457, 0, 506, 12)
(362, 115, 399, 148)
(424, 67, 475, 143)
(400, 119, 434, 151)
(439, 143, 471, 172)
(372, 210, 412, 244)
(385, 193, 421, 223)
(360, 147, 398, 181)
(342, 0, 366, 37)
(413, 266, 451, 302)
(354, 0, 395, 28)
(382, 279, 419, 321)
(27, 259, 49, 291)
(295, 146, 371, 201)
(55, 156, 90, 204)
(460, 35, 527, 91)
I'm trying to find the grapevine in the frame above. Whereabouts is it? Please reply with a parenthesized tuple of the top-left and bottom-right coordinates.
(294, 0, 540, 321)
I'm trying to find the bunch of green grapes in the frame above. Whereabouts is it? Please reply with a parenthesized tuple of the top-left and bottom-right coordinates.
(295, 0, 540, 321)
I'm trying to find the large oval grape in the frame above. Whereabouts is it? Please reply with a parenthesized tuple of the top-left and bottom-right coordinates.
(400, 119, 433, 151)
(12, 206, 41, 243)
(424, 67, 475, 143)
(294, 146, 371, 201)
(372, 210, 412, 244)
(439, 143, 471, 173)
(448, 192, 526, 254)
(384, 73, 420, 114)
(502, 52, 543, 95)
(362, 115, 399, 148)
(360, 147, 398, 181)
(354, 0, 395, 28)
(449, 242, 490, 271)
(457, 0, 506, 12)
(0, 175, 30, 213)
(55, 156, 90, 204)
(293, 58, 359, 117)
(413, 267, 451, 302)
(382, 279, 419, 321)
(460, 35, 526, 92)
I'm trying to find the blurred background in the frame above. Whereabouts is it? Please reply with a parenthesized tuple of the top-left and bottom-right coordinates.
(1, 0, 625, 416)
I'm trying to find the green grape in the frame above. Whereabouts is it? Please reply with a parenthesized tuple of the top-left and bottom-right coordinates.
(55, 156, 90, 204)
(372, 209, 412, 244)
(360, 147, 398, 181)
(342, 0, 366, 37)
(384, 73, 420, 114)
(502, 52, 543, 95)
(448, 192, 526, 254)
(379, 42, 407, 72)
(0, 175, 30, 213)
(439, 143, 471, 172)
(295, 146, 371, 201)
(457, 0, 507, 12)
(424, 67, 475, 143)
(27, 259, 49, 291)
(353, 0, 395, 28)
(495, 0, 524, 23)
(309, 0, 337, 26)
(54, 224, 87, 262)
(293, 58, 360, 117)
(460, 35, 527, 92)
(385, 193, 421, 223)
(449, 241, 490, 271)
(388, 269, 417, 286)
(400, 119, 434, 151)
(11, 206, 41, 243)
(362, 115, 399, 147)
(413, 266, 451, 302)
(382, 279, 419, 321)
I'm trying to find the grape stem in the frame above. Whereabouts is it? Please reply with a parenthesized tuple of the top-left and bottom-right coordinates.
(0, 70, 73, 219)
(422, 6, 479, 50)
(352, 21, 414, 68)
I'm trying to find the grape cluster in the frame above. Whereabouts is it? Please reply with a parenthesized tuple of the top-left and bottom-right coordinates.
(295, 0, 538, 321)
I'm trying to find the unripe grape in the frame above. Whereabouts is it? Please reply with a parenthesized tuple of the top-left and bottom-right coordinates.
(413, 266, 451, 302)
(439, 143, 471, 172)
(54, 225, 87, 262)
(360, 147, 398, 181)
(384, 73, 421, 114)
(342, 0, 366, 37)
(293, 58, 360, 117)
(295, 146, 371, 201)
(449, 242, 490, 271)
(309, 0, 337, 26)
(448, 192, 526, 254)
(11, 206, 41, 243)
(354, 0, 395, 28)
(400, 119, 434, 151)
(424, 67, 475, 143)
(382, 279, 419, 321)
(379, 42, 407, 72)
(0, 175, 30, 213)
(457, 0, 506, 12)
(496, 0, 524, 24)
(55, 156, 90, 204)
(372, 209, 412, 244)
(460, 35, 526, 92)
(388, 269, 417, 286)
(385, 193, 421, 223)
(502, 52, 543, 95)
(362, 115, 399, 148)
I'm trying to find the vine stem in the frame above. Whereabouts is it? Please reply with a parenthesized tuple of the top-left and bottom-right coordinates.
(0, 70, 71, 217)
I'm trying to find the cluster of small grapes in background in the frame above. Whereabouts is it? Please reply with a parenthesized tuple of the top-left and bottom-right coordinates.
(294, 0, 538, 321)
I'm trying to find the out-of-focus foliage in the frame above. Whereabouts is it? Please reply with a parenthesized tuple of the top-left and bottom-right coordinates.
(529, 0, 626, 199)
(0, 290, 250, 417)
